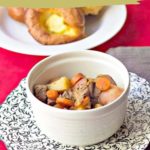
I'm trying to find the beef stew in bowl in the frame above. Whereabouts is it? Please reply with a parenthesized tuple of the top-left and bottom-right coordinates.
(34, 73, 124, 110)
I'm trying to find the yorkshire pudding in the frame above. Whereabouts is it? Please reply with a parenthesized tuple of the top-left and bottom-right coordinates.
(25, 8, 85, 45)
(7, 7, 26, 23)
(81, 6, 104, 15)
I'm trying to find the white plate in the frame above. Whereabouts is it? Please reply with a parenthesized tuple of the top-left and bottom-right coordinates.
(0, 6, 127, 56)
(0, 73, 150, 149)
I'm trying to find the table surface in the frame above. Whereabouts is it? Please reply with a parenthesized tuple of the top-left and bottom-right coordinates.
(107, 47, 150, 82)
(0, 1, 150, 149)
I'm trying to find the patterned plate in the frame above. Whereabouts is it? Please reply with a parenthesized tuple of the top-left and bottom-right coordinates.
(0, 73, 150, 150)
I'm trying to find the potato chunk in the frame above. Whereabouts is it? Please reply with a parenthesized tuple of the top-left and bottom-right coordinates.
(48, 77, 71, 92)
(99, 85, 124, 105)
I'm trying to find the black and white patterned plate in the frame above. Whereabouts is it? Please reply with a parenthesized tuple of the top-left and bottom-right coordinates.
(0, 73, 150, 150)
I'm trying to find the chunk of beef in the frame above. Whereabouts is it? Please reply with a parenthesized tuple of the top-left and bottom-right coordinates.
(34, 84, 47, 103)
(88, 81, 101, 107)
(61, 89, 73, 100)
(88, 81, 95, 98)
(93, 85, 101, 99)
(47, 99, 56, 106)
(72, 78, 89, 106)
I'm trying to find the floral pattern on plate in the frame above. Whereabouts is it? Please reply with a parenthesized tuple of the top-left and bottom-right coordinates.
(0, 73, 150, 150)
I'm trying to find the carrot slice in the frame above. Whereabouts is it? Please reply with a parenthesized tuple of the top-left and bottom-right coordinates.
(74, 97, 91, 110)
(81, 96, 90, 107)
(56, 97, 74, 107)
(46, 90, 58, 100)
(71, 73, 85, 86)
(54, 103, 65, 109)
(96, 77, 111, 91)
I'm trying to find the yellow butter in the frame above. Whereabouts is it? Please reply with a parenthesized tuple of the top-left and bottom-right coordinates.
(40, 13, 77, 36)
(46, 14, 67, 33)
(64, 28, 77, 36)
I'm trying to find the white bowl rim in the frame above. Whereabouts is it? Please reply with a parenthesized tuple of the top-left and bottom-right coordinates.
(26, 50, 130, 114)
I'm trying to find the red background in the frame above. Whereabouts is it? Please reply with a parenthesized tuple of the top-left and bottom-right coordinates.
(0, 141, 7, 150)
(0, 0, 150, 105)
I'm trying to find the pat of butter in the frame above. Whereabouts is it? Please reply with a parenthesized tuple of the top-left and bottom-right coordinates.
(64, 28, 76, 36)
(46, 14, 67, 33)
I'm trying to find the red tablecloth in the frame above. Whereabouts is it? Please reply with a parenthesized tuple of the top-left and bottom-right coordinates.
(0, 0, 150, 104)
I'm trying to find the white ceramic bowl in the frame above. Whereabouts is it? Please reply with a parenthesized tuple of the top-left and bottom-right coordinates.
(26, 50, 129, 146)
